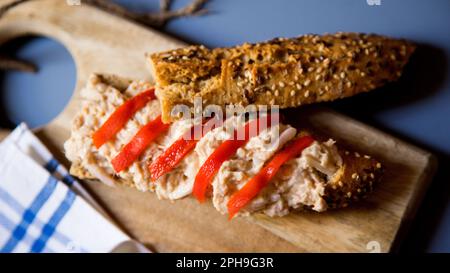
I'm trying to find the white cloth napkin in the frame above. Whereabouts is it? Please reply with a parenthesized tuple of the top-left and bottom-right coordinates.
(0, 123, 149, 253)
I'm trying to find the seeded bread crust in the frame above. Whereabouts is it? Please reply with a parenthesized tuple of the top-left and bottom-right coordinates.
(325, 150, 383, 209)
(296, 130, 382, 210)
(149, 32, 415, 123)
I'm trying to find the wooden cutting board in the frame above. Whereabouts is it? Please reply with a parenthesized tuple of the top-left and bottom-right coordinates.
(0, 0, 438, 252)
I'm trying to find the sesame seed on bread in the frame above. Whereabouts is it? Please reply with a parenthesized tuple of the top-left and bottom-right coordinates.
(149, 32, 415, 123)
(324, 150, 383, 209)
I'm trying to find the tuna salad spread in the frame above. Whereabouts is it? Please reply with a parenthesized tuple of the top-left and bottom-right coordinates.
(65, 74, 383, 218)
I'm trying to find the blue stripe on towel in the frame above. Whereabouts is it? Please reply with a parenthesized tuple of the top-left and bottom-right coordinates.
(44, 158, 76, 188)
(0, 175, 58, 252)
(62, 175, 75, 187)
(0, 186, 69, 242)
(0, 185, 87, 253)
(0, 212, 16, 232)
(0, 213, 53, 253)
(44, 158, 59, 174)
(30, 189, 75, 253)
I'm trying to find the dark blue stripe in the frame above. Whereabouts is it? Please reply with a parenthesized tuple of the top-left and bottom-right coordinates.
(0, 186, 73, 249)
(0, 213, 54, 253)
(0, 176, 58, 252)
(30, 190, 76, 253)
(62, 175, 75, 187)
(44, 158, 59, 173)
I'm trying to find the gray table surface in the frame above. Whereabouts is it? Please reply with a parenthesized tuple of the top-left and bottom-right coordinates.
(0, 0, 449, 252)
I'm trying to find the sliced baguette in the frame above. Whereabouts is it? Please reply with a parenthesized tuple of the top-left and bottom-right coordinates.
(149, 32, 415, 123)
(65, 74, 383, 215)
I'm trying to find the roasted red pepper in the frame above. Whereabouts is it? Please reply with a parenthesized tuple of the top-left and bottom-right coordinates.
(92, 89, 156, 148)
(111, 115, 169, 173)
(149, 118, 222, 181)
(227, 135, 314, 219)
(193, 115, 278, 203)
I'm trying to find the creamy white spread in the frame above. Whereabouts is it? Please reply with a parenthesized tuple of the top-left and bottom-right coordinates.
(65, 76, 196, 196)
(154, 118, 199, 200)
(208, 129, 342, 217)
(65, 77, 344, 217)
(192, 115, 342, 216)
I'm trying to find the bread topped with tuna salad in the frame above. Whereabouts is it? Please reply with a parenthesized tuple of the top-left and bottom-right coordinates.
(64, 74, 383, 218)
(148, 32, 415, 123)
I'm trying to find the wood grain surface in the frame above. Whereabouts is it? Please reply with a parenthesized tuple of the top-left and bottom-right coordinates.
(0, 0, 437, 252)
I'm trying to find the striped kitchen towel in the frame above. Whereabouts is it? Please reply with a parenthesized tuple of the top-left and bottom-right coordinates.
(0, 123, 149, 253)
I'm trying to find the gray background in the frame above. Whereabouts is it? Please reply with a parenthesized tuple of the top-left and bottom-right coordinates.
(0, 0, 449, 252)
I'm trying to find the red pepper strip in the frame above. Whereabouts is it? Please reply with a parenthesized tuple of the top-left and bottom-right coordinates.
(111, 115, 169, 173)
(226, 135, 314, 219)
(149, 117, 223, 181)
(92, 89, 156, 148)
(193, 115, 278, 203)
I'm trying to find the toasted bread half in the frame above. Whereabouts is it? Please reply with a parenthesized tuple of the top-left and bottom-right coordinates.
(149, 32, 415, 123)
(65, 74, 383, 215)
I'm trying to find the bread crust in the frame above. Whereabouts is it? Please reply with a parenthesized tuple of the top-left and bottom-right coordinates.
(149, 32, 415, 123)
(325, 150, 383, 209)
